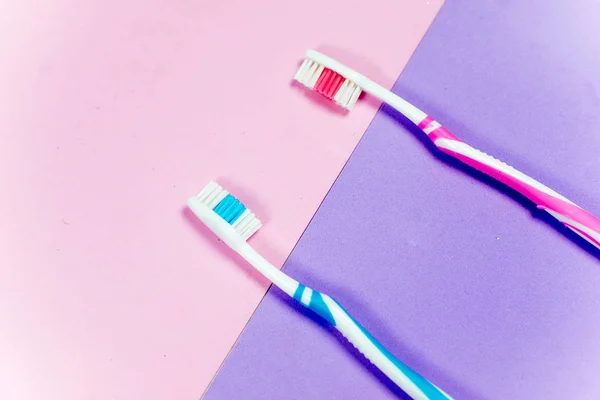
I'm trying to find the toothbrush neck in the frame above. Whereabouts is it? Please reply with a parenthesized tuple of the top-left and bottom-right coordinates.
(237, 242, 299, 297)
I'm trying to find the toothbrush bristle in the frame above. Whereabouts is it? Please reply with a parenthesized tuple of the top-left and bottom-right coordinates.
(293, 58, 362, 110)
(196, 181, 262, 240)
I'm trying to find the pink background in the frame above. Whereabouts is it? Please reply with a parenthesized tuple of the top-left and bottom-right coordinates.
(0, 0, 442, 398)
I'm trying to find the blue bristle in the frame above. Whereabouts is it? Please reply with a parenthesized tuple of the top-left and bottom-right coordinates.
(213, 194, 246, 224)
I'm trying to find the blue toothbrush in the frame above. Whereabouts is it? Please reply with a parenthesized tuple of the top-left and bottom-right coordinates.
(188, 181, 452, 400)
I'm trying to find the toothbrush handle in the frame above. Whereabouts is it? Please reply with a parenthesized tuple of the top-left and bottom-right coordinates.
(237, 245, 451, 398)
(417, 116, 600, 250)
(293, 284, 452, 400)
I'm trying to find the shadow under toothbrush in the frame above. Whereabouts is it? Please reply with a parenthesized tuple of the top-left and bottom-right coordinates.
(374, 94, 600, 261)
(270, 261, 485, 400)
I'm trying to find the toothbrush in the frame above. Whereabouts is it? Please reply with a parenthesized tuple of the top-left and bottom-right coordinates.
(294, 49, 600, 251)
(188, 181, 453, 400)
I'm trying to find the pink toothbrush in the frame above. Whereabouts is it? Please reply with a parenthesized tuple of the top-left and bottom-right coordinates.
(294, 49, 600, 250)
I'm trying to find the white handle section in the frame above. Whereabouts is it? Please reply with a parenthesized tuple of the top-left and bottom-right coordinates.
(237, 243, 299, 297)
(365, 83, 427, 125)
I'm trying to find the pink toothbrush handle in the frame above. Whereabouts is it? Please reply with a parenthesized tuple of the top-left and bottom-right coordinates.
(418, 116, 600, 250)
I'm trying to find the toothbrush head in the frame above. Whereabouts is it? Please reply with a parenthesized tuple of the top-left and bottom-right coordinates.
(187, 181, 262, 245)
(294, 50, 363, 111)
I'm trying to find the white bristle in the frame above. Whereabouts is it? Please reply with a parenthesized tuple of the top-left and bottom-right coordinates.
(231, 208, 262, 241)
(334, 79, 350, 102)
(238, 213, 262, 241)
(346, 84, 362, 110)
(293, 58, 309, 81)
(197, 181, 227, 208)
(334, 80, 352, 107)
(195, 181, 262, 241)
(309, 63, 324, 88)
(293, 57, 362, 111)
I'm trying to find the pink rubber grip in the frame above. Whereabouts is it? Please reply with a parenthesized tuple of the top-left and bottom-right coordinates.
(418, 116, 600, 250)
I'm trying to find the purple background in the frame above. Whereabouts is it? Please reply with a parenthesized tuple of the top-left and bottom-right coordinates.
(204, 1, 600, 399)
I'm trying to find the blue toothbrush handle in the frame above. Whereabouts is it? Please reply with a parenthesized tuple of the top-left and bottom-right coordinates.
(293, 284, 452, 400)
(189, 187, 450, 398)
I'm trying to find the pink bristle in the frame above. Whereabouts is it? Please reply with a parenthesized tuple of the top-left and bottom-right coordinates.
(324, 70, 338, 94)
(323, 72, 337, 96)
(314, 69, 330, 92)
(314, 68, 345, 99)
(328, 74, 343, 97)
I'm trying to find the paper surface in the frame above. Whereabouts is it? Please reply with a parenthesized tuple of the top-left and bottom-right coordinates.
(0, 0, 443, 398)
(204, 1, 600, 399)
